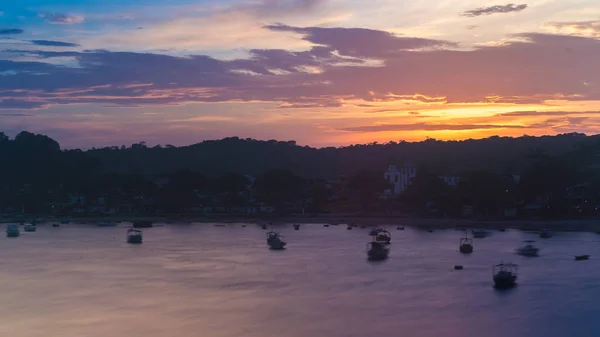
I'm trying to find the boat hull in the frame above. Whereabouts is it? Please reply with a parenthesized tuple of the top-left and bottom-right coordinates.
(459, 245, 473, 253)
(127, 235, 143, 244)
(493, 275, 517, 288)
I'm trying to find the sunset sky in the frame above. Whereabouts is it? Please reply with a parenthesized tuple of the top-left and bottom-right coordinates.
(1, 0, 600, 148)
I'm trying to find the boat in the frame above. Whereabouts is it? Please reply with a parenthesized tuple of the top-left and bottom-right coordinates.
(266, 231, 286, 250)
(459, 236, 473, 253)
(471, 229, 489, 238)
(323, 224, 330, 227)
(516, 244, 539, 257)
(375, 230, 391, 244)
(23, 224, 36, 232)
(575, 255, 590, 261)
(52, 223, 60, 227)
(367, 241, 389, 261)
(396, 225, 404, 230)
(493, 263, 518, 288)
(498, 228, 506, 232)
(347, 225, 352, 230)
(539, 229, 552, 238)
(261, 224, 268, 230)
(293, 224, 300, 230)
(126, 228, 143, 244)
(98, 222, 117, 227)
(132, 220, 153, 228)
(6, 224, 20, 237)
(369, 227, 382, 236)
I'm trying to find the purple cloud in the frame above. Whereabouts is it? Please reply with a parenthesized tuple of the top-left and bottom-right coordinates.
(0, 25, 599, 110)
(461, 4, 528, 17)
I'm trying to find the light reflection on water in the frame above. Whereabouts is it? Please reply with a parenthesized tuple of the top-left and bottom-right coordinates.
(1, 223, 600, 337)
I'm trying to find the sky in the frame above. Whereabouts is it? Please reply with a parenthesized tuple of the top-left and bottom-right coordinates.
(1, 0, 600, 148)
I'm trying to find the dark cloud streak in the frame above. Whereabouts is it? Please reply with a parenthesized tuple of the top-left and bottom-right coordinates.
(461, 4, 527, 17)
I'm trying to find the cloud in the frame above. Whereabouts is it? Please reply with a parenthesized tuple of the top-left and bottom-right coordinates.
(546, 21, 600, 38)
(266, 24, 456, 58)
(38, 12, 84, 24)
(339, 123, 529, 133)
(497, 111, 600, 117)
(0, 28, 24, 35)
(0, 26, 600, 110)
(461, 4, 528, 17)
(30, 40, 80, 47)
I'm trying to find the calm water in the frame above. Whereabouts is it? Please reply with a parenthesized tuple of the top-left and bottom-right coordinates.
(1, 223, 600, 337)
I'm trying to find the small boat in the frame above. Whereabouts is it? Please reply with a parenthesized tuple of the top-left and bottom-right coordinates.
(23, 224, 36, 232)
(575, 255, 590, 261)
(396, 225, 404, 230)
(472, 229, 489, 238)
(369, 227, 382, 236)
(493, 263, 518, 288)
(360, 225, 366, 229)
(347, 226, 352, 230)
(293, 224, 300, 230)
(427, 229, 433, 233)
(98, 222, 117, 227)
(6, 224, 20, 237)
(214, 224, 226, 227)
(459, 237, 473, 253)
(498, 228, 506, 232)
(126, 228, 143, 244)
(133, 220, 153, 228)
(241, 224, 247, 227)
(367, 241, 389, 261)
(52, 223, 60, 227)
(261, 224, 268, 230)
(539, 229, 552, 238)
(516, 244, 539, 257)
(323, 224, 330, 227)
(266, 231, 286, 250)
(375, 230, 391, 244)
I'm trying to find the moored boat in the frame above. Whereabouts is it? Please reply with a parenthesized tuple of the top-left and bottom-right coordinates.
(459, 236, 473, 253)
(516, 244, 539, 257)
(575, 255, 590, 261)
(6, 224, 20, 237)
(126, 228, 143, 244)
(266, 231, 286, 250)
(293, 224, 300, 230)
(493, 263, 518, 288)
(52, 223, 60, 227)
(375, 230, 391, 244)
(367, 241, 389, 261)
(396, 225, 404, 230)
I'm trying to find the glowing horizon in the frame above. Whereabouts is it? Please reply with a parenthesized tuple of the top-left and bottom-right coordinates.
(1, 0, 600, 148)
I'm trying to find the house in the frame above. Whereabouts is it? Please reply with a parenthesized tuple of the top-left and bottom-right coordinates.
(384, 164, 417, 195)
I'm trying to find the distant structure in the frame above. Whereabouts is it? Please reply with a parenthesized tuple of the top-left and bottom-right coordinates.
(384, 164, 417, 195)
(439, 175, 460, 187)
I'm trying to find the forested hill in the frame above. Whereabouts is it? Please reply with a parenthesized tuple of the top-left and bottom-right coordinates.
(85, 133, 600, 177)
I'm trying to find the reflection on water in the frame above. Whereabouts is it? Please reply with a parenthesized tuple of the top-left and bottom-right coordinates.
(1, 223, 600, 337)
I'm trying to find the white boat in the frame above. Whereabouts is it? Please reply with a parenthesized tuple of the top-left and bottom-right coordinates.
(126, 228, 143, 244)
(516, 244, 539, 256)
(23, 224, 36, 232)
(6, 224, 20, 237)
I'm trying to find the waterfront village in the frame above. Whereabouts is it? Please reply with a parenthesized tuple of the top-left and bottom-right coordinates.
(1, 163, 596, 221)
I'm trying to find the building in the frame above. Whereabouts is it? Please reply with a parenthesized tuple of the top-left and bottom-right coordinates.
(384, 164, 417, 195)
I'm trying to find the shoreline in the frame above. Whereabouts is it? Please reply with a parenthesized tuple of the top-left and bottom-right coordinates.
(3, 214, 599, 232)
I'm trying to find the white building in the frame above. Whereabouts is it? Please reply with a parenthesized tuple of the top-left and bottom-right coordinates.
(384, 164, 417, 195)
